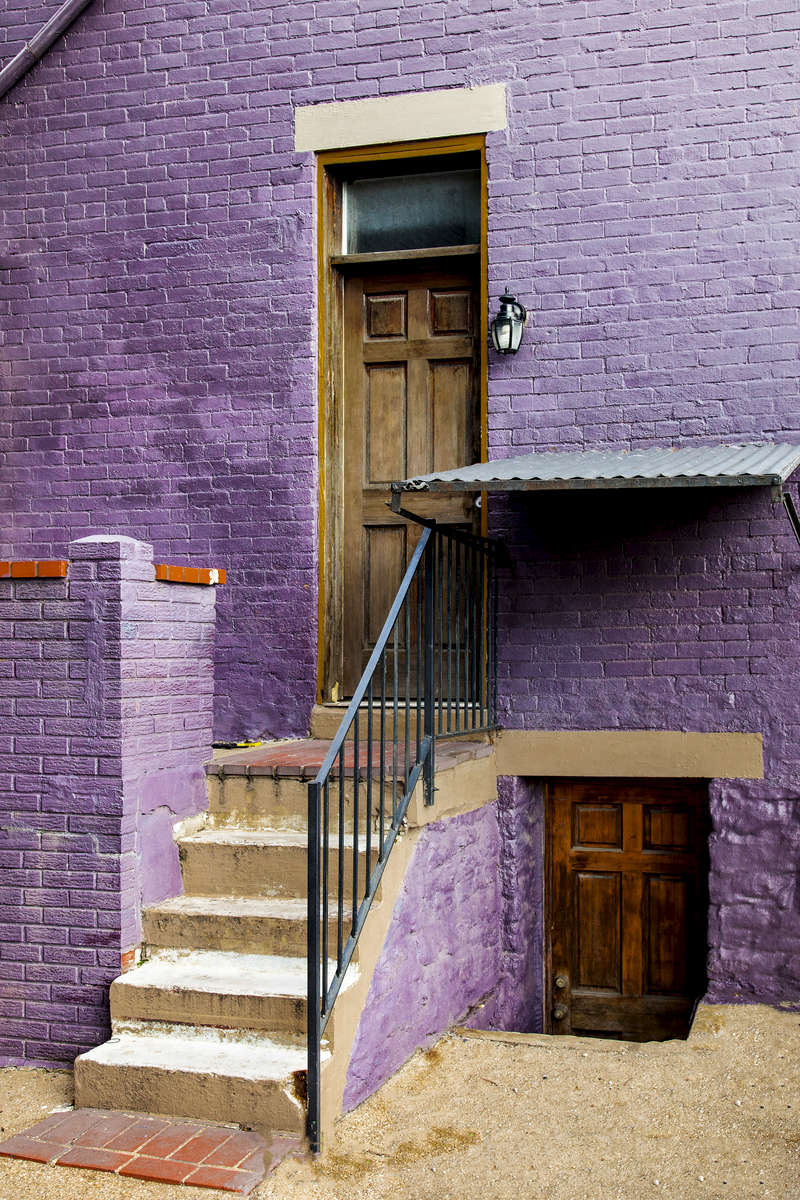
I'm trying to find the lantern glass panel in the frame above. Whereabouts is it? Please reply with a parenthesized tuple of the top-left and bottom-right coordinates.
(492, 318, 513, 352)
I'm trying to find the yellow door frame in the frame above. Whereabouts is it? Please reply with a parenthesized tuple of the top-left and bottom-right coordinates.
(315, 134, 489, 703)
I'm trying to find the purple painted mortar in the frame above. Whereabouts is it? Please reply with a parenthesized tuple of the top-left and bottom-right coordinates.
(0, 535, 215, 1066)
(344, 782, 543, 1110)
(4, 0, 800, 743)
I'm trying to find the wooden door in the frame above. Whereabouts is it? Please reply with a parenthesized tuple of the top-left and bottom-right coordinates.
(546, 781, 708, 1041)
(340, 262, 479, 694)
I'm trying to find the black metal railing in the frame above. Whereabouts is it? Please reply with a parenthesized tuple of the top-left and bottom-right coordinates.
(306, 517, 498, 1152)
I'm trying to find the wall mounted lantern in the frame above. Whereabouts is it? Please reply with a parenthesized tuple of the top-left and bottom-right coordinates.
(490, 286, 527, 355)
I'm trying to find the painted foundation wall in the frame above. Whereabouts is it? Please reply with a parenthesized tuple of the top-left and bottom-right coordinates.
(343, 780, 544, 1111)
(493, 485, 800, 1006)
(4, 1, 800, 742)
(0, 535, 215, 1065)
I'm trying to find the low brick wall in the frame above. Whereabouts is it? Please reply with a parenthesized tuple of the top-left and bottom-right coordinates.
(0, 535, 219, 1066)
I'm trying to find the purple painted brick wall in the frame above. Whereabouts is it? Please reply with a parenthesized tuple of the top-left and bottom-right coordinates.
(0, 0, 57, 59)
(4, 0, 800, 742)
(2, 0, 800, 1010)
(0, 535, 215, 1066)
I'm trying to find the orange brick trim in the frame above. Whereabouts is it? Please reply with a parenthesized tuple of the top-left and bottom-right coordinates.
(0, 560, 68, 579)
(154, 563, 227, 585)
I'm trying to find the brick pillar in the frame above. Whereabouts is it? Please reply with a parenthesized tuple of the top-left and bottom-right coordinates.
(0, 536, 217, 1066)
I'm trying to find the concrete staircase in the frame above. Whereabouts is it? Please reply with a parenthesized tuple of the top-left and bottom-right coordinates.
(74, 730, 496, 1151)
(74, 739, 370, 1144)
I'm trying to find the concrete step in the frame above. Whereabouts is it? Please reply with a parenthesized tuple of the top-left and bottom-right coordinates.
(205, 763, 409, 833)
(74, 1023, 312, 1134)
(110, 950, 353, 1039)
(179, 828, 381, 899)
(142, 895, 358, 957)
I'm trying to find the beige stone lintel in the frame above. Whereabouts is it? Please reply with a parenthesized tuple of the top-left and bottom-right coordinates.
(495, 730, 763, 780)
(294, 83, 507, 152)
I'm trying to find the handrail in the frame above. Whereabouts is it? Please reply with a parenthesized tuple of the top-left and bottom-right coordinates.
(306, 519, 498, 1152)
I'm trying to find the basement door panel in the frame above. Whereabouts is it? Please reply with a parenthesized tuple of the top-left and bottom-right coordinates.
(342, 266, 478, 692)
(575, 872, 621, 992)
(548, 781, 708, 1042)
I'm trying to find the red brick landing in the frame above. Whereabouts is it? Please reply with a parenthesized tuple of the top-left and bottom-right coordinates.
(0, 1108, 273, 1193)
(208, 736, 491, 779)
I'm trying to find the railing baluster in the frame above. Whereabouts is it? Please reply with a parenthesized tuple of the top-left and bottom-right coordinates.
(454, 539, 462, 732)
(464, 540, 472, 730)
(380, 650, 386, 856)
(392, 619, 399, 826)
(366, 679, 373, 899)
(322, 779, 329, 1002)
(352, 709, 359, 938)
(404, 596, 410, 800)
(416, 570, 422, 760)
(471, 543, 479, 729)
(446, 536, 453, 733)
(423, 532, 436, 806)
(437, 533, 444, 734)
(337, 744, 344, 968)
(477, 546, 486, 724)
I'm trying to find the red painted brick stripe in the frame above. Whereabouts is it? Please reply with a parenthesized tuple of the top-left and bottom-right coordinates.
(0, 560, 68, 579)
(154, 563, 227, 585)
(0, 560, 225, 584)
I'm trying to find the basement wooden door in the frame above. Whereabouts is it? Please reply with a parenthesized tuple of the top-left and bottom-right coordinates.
(340, 261, 479, 695)
(546, 781, 709, 1041)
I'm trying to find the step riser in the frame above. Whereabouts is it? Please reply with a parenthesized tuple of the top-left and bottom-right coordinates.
(143, 909, 351, 958)
(207, 773, 407, 833)
(110, 980, 307, 1039)
(179, 840, 380, 900)
(74, 1059, 305, 1136)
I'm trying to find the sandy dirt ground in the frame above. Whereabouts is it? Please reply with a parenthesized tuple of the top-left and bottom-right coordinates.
(1, 1003, 798, 1200)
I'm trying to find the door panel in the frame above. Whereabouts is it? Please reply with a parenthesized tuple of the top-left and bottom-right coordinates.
(547, 780, 708, 1042)
(342, 263, 479, 693)
(575, 872, 621, 991)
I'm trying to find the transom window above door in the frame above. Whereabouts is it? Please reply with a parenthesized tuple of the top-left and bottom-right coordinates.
(342, 164, 480, 254)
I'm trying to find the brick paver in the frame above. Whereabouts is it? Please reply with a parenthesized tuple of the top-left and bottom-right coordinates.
(0, 1107, 268, 1194)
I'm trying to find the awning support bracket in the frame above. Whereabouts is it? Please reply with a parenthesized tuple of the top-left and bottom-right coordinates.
(780, 488, 800, 548)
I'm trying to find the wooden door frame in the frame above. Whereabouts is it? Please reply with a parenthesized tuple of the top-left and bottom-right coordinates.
(315, 134, 489, 703)
(543, 778, 711, 1037)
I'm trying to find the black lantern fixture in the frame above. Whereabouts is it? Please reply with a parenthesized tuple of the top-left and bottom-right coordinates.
(490, 286, 527, 355)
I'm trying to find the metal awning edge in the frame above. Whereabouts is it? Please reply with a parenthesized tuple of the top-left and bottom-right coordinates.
(392, 442, 800, 495)
(397, 472, 794, 494)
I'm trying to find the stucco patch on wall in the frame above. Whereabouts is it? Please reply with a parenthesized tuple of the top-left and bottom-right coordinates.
(706, 780, 800, 1008)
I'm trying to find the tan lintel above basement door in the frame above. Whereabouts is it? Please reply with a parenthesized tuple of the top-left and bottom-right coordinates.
(495, 730, 764, 779)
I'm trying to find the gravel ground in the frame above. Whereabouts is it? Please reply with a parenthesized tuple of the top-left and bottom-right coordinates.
(1, 1003, 798, 1200)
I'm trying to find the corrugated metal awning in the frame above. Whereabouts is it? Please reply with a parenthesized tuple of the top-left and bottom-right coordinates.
(393, 442, 800, 495)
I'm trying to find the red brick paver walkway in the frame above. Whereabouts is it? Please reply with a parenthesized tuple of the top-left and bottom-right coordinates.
(0, 1107, 269, 1194)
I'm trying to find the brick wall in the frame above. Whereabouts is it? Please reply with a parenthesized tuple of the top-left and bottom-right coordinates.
(0, 535, 216, 1066)
(4, 1, 800, 740)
